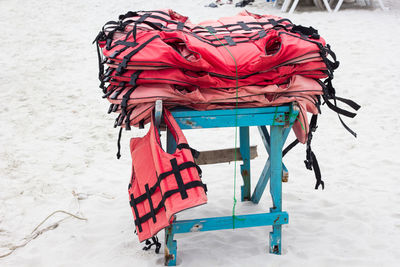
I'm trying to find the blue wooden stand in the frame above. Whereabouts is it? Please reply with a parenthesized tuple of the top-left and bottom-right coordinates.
(164, 105, 299, 265)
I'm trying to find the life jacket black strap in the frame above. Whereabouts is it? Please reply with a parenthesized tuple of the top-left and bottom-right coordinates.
(108, 104, 115, 114)
(258, 30, 267, 38)
(116, 127, 123, 159)
(170, 158, 188, 199)
(291, 24, 320, 40)
(205, 26, 217, 34)
(125, 108, 133, 131)
(176, 143, 201, 159)
(302, 115, 325, 190)
(112, 104, 119, 113)
(110, 87, 124, 100)
(102, 87, 115, 98)
(317, 79, 360, 137)
(119, 71, 141, 120)
(177, 22, 184, 30)
(282, 139, 300, 157)
(115, 35, 160, 75)
(145, 184, 157, 223)
(114, 114, 121, 128)
(223, 36, 236, 46)
(238, 21, 251, 31)
(143, 236, 161, 253)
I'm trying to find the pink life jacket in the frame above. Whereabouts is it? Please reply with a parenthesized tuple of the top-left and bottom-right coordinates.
(128, 108, 207, 242)
(107, 75, 322, 143)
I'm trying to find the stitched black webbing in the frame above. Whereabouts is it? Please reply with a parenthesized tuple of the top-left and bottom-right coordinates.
(291, 25, 320, 39)
(205, 26, 216, 34)
(109, 40, 137, 59)
(224, 36, 236, 46)
(177, 22, 184, 30)
(108, 104, 114, 114)
(121, 87, 135, 112)
(105, 67, 113, 77)
(102, 87, 115, 98)
(112, 104, 119, 112)
(125, 108, 133, 131)
(116, 35, 160, 74)
(176, 143, 200, 159)
(170, 158, 188, 199)
(137, 13, 151, 23)
(238, 21, 251, 31)
(110, 88, 124, 100)
(145, 184, 157, 223)
(129, 70, 142, 86)
(157, 161, 199, 181)
(268, 19, 278, 26)
(114, 114, 121, 128)
(129, 194, 142, 232)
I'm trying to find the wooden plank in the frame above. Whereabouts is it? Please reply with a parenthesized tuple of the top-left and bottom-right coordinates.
(195, 145, 257, 165)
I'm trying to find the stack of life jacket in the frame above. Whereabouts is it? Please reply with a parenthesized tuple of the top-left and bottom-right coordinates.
(94, 10, 359, 242)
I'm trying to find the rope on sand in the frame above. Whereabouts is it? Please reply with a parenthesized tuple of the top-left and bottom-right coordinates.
(0, 210, 87, 258)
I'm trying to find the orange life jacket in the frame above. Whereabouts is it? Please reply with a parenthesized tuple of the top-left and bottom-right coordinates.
(128, 108, 207, 241)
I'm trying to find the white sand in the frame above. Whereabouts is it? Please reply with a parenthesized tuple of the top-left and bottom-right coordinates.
(1, 0, 399, 266)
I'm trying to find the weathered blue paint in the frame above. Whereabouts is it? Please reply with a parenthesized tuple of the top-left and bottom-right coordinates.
(239, 127, 251, 201)
(269, 125, 284, 254)
(171, 212, 288, 233)
(171, 106, 291, 118)
(251, 158, 271, 204)
(166, 128, 177, 154)
(165, 224, 177, 266)
(175, 113, 286, 129)
(164, 105, 298, 265)
(251, 121, 297, 204)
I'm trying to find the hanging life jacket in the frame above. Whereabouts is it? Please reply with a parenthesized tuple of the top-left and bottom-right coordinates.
(128, 108, 207, 242)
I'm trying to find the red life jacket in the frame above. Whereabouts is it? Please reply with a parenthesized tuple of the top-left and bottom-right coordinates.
(128, 108, 207, 242)
(106, 60, 326, 89)
(95, 10, 335, 90)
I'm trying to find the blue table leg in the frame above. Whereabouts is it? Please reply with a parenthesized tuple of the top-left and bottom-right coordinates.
(167, 128, 177, 153)
(165, 130, 178, 266)
(269, 125, 284, 254)
(165, 224, 177, 266)
(251, 126, 291, 203)
(251, 158, 271, 204)
(239, 127, 251, 201)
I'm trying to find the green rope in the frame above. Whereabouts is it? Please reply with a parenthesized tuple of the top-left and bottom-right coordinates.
(201, 27, 239, 229)
(272, 107, 279, 126)
(296, 116, 306, 132)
